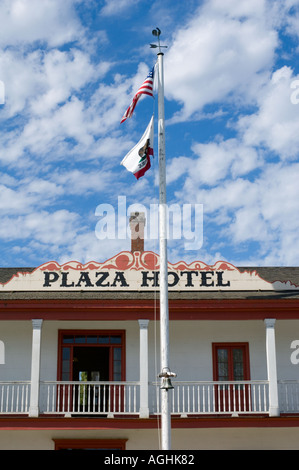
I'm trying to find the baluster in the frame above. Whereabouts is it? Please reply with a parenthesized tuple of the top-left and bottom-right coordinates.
(248, 383, 252, 412)
(199, 385, 202, 413)
(134, 384, 137, 413)
(26, 384, 29, 413)
(96, 384, 99, 413)
(108, 384, 111, 413)
(46, 385, 50, 413)
(123, 384, 126, 413)
(252, 384, 256, 412)
(228, 383, 231, 413)
(11, 385, 14, 413)
(15, 385, 19, 413)
(62, 384, 66, 413)
(126, 385, 130, 413)
(57, 384, 60, 412)
(182, 385, 186, 414)
(20, 385, 24, 413)
(77, 383, 80, 413)
(212, 384, 216, 413)
(51, 384, 55, 413)
(87, 384, 91, 413)
(5, 385, 8, 412)
(103, 384, 106, 413)
(1, 385, 3, 413)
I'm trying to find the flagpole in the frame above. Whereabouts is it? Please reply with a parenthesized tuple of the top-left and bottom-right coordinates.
(155, 32, 176, 451)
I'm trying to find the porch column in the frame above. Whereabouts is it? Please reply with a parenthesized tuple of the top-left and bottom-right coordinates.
(264, 318, 279, 417)
(138, 319, 149, 418)
(29, 319, 43, 417)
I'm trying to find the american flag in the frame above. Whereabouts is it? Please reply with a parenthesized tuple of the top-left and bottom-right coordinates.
(121, 67, 155, 123)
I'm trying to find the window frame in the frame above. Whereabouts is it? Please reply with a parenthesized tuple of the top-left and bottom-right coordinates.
(212, 342, 250, 382)
(57, 329, 126, 382)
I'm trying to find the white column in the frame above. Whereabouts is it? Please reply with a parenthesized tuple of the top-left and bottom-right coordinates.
(29, 319, 43, 417)
(264, 318, 280, 417)
(139, 319, 149, 418)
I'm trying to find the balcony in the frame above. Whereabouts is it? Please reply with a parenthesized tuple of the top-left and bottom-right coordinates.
(0, 379, 298, 417)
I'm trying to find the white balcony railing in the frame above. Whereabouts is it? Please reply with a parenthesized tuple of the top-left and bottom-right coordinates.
(0, 382, 30, 414)
(151, 381, 270, 416)
(1, 379, 299, 416)
(278, 380, 299, 413)
(40, 381, 140, 416)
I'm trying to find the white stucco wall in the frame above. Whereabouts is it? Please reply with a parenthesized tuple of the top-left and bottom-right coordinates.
(0, 318, 298, 382)
(0, 426, 299, 450)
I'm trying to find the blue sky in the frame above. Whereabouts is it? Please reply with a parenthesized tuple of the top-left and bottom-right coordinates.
(1, 0, 299, 268)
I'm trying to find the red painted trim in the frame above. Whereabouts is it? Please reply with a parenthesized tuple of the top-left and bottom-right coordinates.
(0, 298, 299, 320)
(57, 329, 126, 382)
(1, 416, 299, 430)
(53, 438, 127, 450)
(212, 342, 250, 381)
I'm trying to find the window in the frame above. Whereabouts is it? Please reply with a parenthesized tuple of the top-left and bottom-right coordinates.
(58, 331, 125, 382)
(213, 343, 250, 382)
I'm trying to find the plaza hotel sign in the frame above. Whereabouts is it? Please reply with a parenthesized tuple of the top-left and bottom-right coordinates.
(0, 251, 298, 292)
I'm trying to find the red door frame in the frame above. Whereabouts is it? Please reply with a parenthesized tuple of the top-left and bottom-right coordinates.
(57, 330, 126, 413)
(212, 342, 250, 412)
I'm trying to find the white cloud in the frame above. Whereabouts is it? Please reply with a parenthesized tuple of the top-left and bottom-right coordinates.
(51, 169, 114, 195)
(0, 47, 110, 118)
(0, 46, 146, 167)
(191, 139, 262, 186)
(0, 210, 81, 246)
(100, 0, 140, 17)
(0, 0, 83, 48)
(1, 0, 299, 268)
(165, 0, 278, 120)
(237, 66, 299, 159)
(173, 160, 299, 265)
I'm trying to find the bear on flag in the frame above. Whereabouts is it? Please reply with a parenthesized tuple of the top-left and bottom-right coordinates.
(121, 115, 154, 179)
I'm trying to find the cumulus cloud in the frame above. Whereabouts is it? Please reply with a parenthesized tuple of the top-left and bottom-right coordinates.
(0, 0, 83, 47)
(1, 0, 299, 267)
(0, 209, 81, 245)
(100, 0, 140, 17)
(165, 0, 278, 121)
(237, 66, 299, 159)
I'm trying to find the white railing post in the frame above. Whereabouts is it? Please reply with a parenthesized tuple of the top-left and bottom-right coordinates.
(29, 319, 43, 417)
(265, 319, 280, 416)
(138, 319, 149, 418)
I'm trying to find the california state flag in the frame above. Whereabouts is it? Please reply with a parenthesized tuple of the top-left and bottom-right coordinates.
(121, 115, 154, 180)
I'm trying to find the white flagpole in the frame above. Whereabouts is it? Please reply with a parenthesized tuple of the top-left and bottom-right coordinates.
(154, 31, 176, 451)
